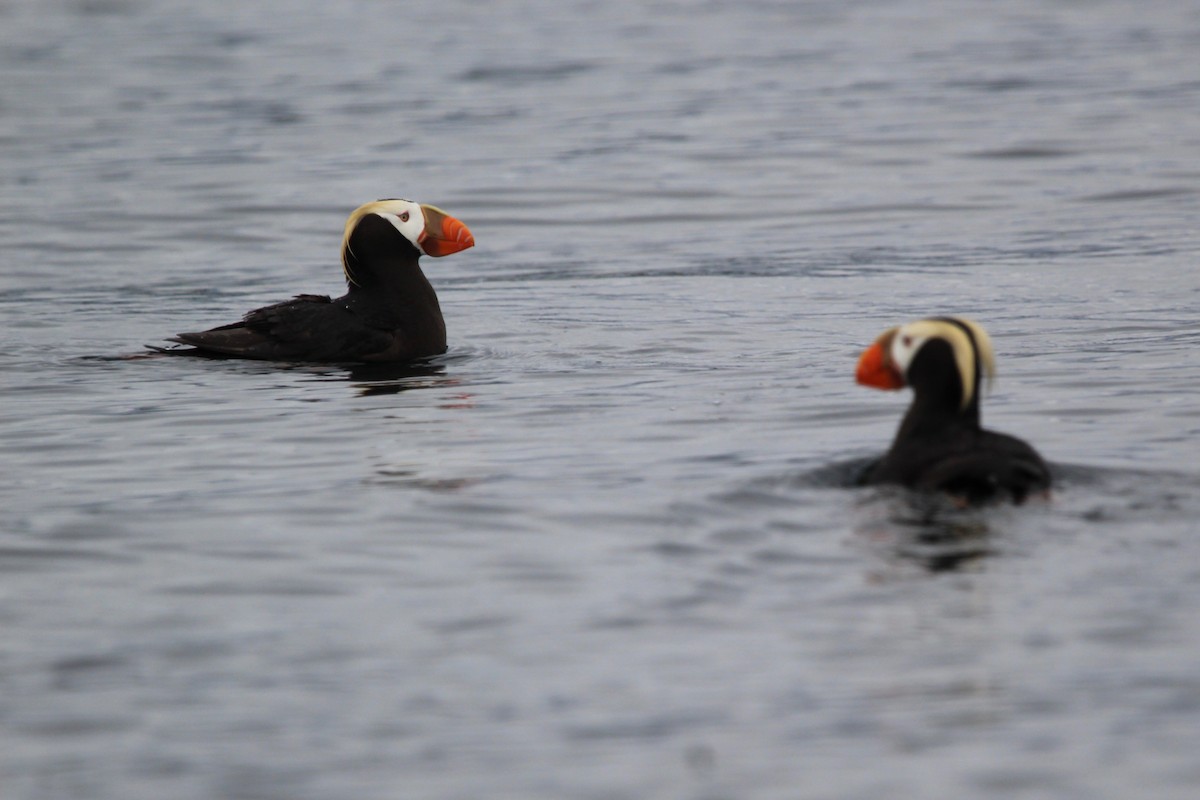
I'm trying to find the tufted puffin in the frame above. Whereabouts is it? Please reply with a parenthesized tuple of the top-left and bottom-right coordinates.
(166, 199, 474, 362)
(854, 316, 1051, 504)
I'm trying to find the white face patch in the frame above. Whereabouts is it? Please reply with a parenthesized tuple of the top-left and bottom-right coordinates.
(342, 198, 428, 257)
(888, 325, 931, 377)
(374, 199, 428, 254)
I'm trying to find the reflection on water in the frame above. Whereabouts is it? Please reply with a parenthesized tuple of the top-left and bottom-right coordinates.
(852, 490, 1000, 573)
(132, 348, 465, 396)
(322, 359, 459, 397)
(732, 460, 1197, 577)
(724, 460, 1003, 574)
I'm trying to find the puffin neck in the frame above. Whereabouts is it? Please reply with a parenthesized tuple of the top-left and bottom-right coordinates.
(896, 338, 982, 439)
(342, 216, 425, 294)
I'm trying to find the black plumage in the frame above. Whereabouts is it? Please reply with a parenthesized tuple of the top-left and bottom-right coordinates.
(167, 199, 471, 363)
(856, 317, 1051, 504)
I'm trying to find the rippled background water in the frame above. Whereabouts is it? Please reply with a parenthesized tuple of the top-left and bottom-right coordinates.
(3, 1, 1200, 798)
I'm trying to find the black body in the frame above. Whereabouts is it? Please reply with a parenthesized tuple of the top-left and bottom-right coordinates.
(861, 337, 1051, 504)
(169, 216, 446, 362)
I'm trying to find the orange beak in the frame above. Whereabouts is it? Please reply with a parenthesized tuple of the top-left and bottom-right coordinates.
(417, 204, 475, 257)
(856, 338, 905, 390)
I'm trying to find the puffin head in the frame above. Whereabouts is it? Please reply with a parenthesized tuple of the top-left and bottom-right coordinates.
(341, 199, 474, 285)
(855, 316, 995, 412)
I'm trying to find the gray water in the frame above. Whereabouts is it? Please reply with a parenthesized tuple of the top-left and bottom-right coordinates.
(3, 1, 1200, 798)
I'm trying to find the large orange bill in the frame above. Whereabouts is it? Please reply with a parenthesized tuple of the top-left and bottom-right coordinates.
(856, 338, 905, 390)
(418, 204, 475, 257)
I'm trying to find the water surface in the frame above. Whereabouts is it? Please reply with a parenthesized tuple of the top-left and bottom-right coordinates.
(2, 1, 1200, 798)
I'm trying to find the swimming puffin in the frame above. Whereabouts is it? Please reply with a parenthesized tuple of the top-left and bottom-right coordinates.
(854, 316, 1051, 504)
(166, 199, 474, 362)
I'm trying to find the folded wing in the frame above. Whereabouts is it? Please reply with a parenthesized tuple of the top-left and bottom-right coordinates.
(170, 294, 393, 361)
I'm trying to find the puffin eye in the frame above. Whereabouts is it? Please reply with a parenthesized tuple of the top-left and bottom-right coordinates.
(399, 211, 410, 222)
(901, 335, 913, 348)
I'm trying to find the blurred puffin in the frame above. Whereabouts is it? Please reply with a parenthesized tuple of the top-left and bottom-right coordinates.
(167, 199, 474, 362)
(855, 316, 1050, 504)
